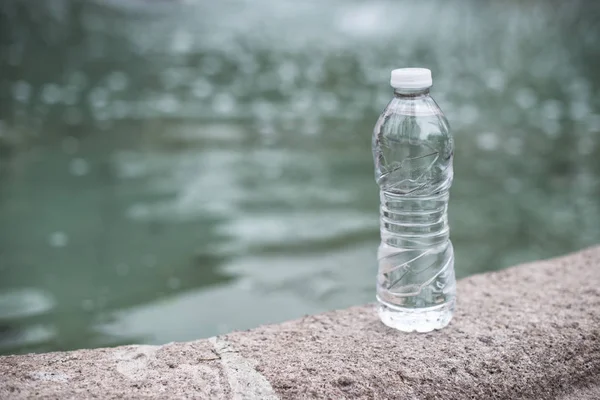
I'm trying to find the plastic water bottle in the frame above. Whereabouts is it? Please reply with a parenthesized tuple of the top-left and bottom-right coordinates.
(372, 68, 456, 332)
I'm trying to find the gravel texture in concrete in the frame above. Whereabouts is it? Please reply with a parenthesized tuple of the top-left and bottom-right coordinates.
(1, 246, 599, 399)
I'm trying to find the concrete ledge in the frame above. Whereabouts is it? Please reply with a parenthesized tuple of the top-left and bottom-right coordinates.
(1, 246, 599, 399)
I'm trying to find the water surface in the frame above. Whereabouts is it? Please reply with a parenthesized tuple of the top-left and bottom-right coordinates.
(0, 0, 599, 354)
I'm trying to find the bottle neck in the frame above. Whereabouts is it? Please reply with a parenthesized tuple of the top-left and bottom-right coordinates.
(393, 87, 431, 98)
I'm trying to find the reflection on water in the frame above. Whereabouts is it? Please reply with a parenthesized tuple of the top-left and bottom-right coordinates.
(0, 0, 599, 354)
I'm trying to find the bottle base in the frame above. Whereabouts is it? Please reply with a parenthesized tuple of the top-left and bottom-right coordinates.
(377, 299, 455, 333)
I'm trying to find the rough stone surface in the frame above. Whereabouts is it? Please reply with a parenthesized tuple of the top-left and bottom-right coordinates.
(1, 246, 599, 399)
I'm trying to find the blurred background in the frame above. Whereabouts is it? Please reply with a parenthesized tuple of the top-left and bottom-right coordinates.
(0, 0, 599, 355)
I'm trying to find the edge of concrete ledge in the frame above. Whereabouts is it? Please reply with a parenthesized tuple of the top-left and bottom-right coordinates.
(1, 245, 599, 399)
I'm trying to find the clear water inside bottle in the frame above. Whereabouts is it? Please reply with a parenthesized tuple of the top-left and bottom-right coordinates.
(373, 86, 456, 332)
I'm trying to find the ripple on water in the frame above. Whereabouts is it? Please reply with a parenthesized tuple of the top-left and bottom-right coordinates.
(41, 83, 62, 105)
(515, 87, 537, 109)
(541, 99, 563, 120)
(485, 69, 506, 91)
(106, 71, 129, 92)
(570, 100, 591, 121)
(0, 324, 57, 353)
(216, 211, 375, 249)
(587, 114, 600, 133)
(12, 80, 32, 103)
(49, 231, 69, 247)
(69, 158, 90, 176)
(0, 288, 55, 320)
(476, 132, 499, 152)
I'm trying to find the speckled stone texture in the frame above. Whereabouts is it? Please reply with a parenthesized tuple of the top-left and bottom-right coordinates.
(1, 245, 599, 399)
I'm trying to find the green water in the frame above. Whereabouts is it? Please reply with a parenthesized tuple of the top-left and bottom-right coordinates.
(1, 0, 599, 354)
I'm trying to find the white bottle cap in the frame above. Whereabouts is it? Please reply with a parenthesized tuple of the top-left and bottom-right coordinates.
(390, 68, 433, 89)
